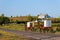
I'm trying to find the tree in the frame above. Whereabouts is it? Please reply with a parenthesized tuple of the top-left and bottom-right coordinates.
(11, 16, 13, 18)
(0, 16, 4, 25)
(0, 14, 10, 25)
(3, 17, 10, 24)
(27, 14, 38, 21)
(1, 14, 4, 17)
(28, 14, 34, 21)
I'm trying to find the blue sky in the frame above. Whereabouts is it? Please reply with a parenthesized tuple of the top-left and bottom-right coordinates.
(0, 0, 60, 17)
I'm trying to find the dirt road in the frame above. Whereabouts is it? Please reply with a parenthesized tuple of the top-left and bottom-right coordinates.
(0, 28, 60, 40)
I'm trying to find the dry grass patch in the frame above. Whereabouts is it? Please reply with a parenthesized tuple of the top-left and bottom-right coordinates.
(0, 30, 30, 40)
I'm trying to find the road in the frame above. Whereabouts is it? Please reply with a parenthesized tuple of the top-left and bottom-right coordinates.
(0, 28, 60, 40)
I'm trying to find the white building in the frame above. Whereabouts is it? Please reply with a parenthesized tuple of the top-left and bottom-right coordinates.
(38, 14, 51, 19)
(38, 14, 51, 22)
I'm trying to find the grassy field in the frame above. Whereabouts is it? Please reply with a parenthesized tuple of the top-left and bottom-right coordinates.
(0, 24, 25, 31)
(0, 23, 60, 32)
(0, 23, 60, 40)
(0, 30, 31, 40)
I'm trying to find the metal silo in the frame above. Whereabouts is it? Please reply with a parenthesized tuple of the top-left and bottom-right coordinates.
(44, 20, 51, 27)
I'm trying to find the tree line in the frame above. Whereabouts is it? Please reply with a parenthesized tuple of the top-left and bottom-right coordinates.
(0, 14, 60, 25)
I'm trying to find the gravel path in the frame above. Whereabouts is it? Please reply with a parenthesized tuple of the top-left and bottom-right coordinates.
(0, 28, 60, 40)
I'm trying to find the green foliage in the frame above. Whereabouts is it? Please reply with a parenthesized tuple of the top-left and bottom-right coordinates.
(0, 16, 4, 25)
(28, 15, 33, 21)
(0, 14, 10, 25)
(56, 27, 60, 31)
(0, 24, 25, 31)
(27, 14, 37, 21)
(51, 18, 60, 23)
(3, 17, 10, 24)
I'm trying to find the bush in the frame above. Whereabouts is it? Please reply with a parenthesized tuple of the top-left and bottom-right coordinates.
(56, 27, 60, 31)
(0, 16, 10, 25)
(51, 18, 60, 23)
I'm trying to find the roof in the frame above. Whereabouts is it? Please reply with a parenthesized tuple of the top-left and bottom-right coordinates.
(38, 14, 48, 16)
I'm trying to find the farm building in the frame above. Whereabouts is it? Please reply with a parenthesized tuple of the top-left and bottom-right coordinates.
(38, 14, 51, 19)
(38, 14, 51, 22)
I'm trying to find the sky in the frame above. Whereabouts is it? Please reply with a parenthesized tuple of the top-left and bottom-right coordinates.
(0, 0, 60, 17)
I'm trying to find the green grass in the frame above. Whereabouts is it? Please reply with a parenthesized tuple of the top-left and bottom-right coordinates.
(0, 23, 60, 33)
(0, 24, 25, 31)
(52, 23, 60, 27)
